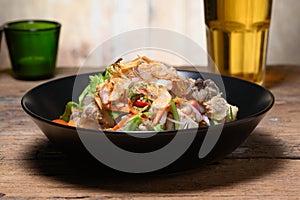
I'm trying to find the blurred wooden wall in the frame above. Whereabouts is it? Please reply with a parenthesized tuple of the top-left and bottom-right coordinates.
(0, 0, 300, 69)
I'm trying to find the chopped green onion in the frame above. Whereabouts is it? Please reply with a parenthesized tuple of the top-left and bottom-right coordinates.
(170, 99, 180, 130)
(153, 124, 164, 131)
(211, 119, 219, 125)
(107, 110, 125, 120)
(229, 106, 234, 121)
(133, 106, 143, 111)
(60, 101, 77, 122)
(104, 68, 111, 79)
(130, 92, 139, 100)
(200, 121, 207, 125)
(124, 113, 143, 131)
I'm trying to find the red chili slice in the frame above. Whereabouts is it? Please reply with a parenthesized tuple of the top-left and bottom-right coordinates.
(133, 99, 149, 107)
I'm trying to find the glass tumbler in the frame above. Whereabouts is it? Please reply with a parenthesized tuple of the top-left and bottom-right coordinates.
(204, 0, 272, 85)
(4, 20, 61, 80)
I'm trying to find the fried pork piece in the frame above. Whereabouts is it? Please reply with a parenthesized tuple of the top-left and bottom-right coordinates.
(96, 78, 131, 113)
(204, 95, 239, 123)
(188, 79, 220, 103)
(74, 95, 115, 129)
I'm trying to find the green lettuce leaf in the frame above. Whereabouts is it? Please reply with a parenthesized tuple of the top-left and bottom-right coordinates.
(78, 71, 110, 106)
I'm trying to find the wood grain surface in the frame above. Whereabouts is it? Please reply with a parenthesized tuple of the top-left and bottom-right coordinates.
(0, 66, 299, 199)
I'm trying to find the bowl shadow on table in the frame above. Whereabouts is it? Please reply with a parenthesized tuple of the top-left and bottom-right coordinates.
(25, 129, 284, 193)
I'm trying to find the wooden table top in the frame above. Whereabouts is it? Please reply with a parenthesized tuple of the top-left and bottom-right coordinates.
(0, 66, 299, 199)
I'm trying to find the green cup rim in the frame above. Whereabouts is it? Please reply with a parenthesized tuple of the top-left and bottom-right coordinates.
(3, 20, 61, 32)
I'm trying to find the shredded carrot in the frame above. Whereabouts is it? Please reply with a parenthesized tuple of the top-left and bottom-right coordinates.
(129, 105, 139, 115)
(173, 97, 181, 105)
(67, 119, 76, 127)
(111, 125, 120, 131)
(52, 119, 68, 125)
(112, 117, 128, 130)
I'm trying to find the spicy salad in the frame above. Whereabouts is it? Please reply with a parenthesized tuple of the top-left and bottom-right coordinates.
(53, 56, 238, 131)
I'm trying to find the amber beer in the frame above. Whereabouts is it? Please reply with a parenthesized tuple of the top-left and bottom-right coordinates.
(204, 0, 272, 85)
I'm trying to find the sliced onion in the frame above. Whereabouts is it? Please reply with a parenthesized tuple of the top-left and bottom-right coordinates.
(167, 117, 185, 125)
(198, 104, 206, 113)
(203, 115, 210, 126)
(188, 103, 203, 122)
(159, 110, 168, 125)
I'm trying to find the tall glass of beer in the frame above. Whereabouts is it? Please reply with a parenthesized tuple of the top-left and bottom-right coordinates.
(204, 0, 273, 85)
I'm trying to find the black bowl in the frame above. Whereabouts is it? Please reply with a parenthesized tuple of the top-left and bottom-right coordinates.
(21, 71, 274, 174)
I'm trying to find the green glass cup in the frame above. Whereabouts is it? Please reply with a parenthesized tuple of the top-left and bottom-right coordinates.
(4, 20, 61, 80)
